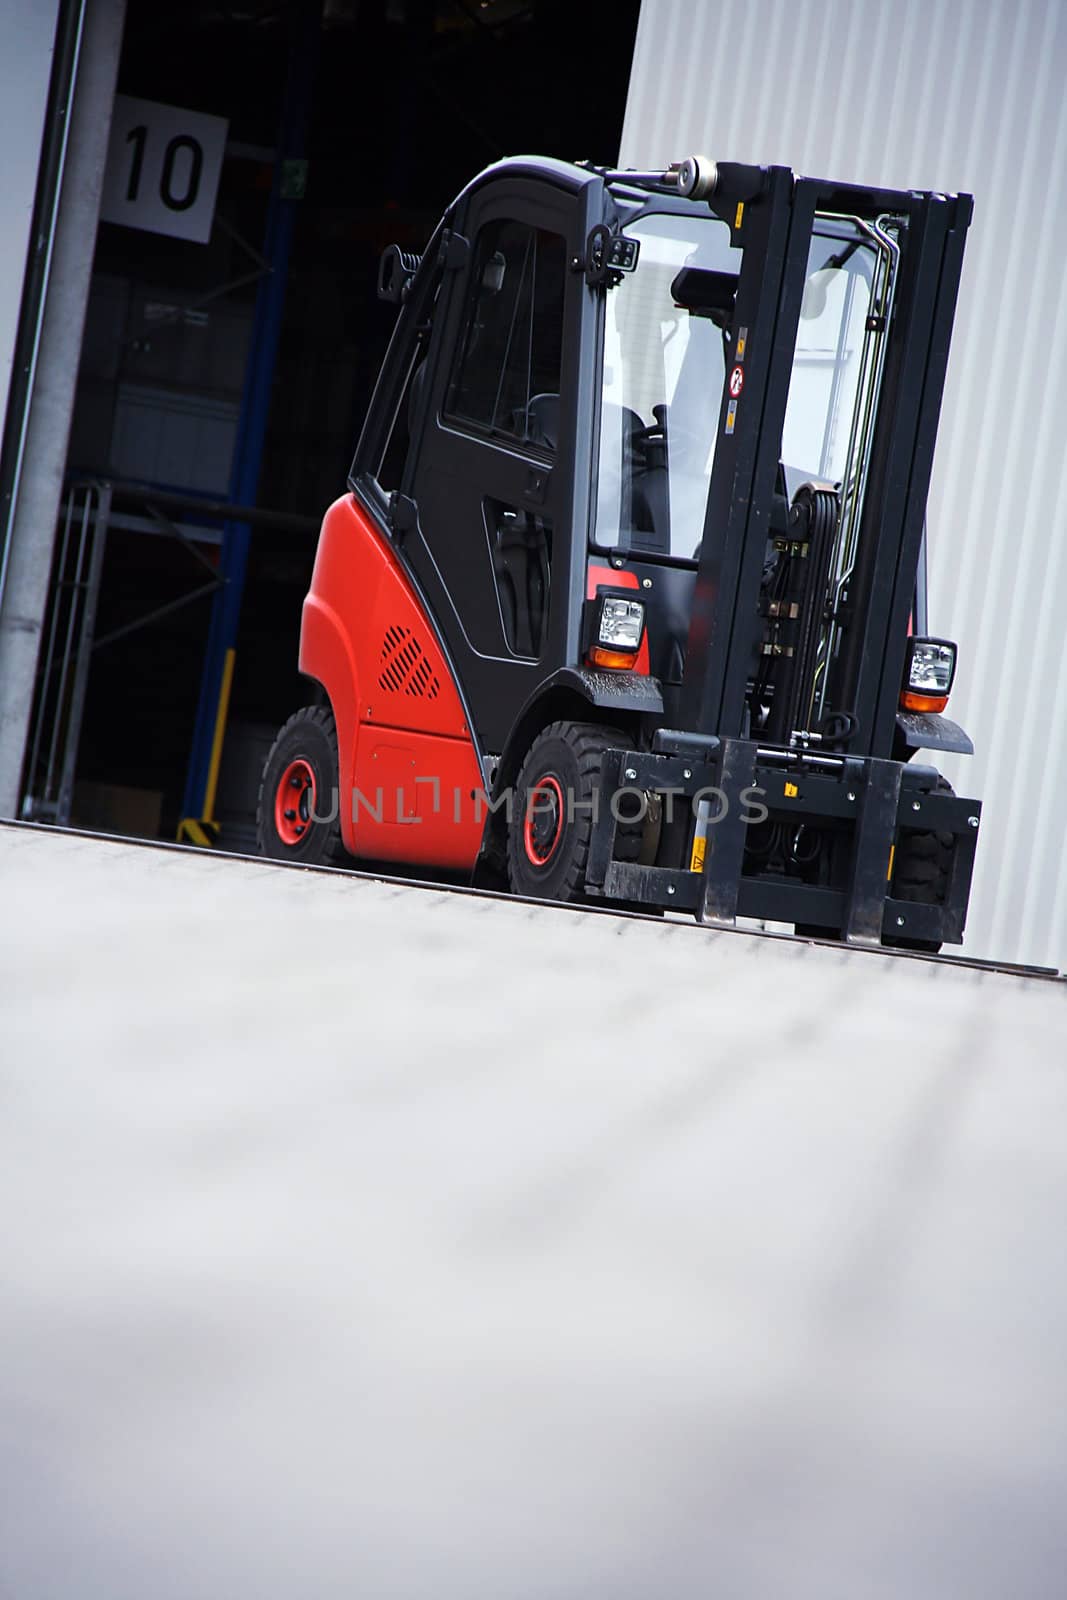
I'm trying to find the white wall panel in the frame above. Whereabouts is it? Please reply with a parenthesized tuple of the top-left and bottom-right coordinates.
(622, 0, 1067, 969)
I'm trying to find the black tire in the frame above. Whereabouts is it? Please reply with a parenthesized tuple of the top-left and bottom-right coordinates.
(507, 720, 638, 903)
(887, 777, 955, 953)
(257, 705, 349, 867)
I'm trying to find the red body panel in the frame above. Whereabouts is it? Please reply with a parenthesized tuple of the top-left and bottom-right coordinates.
(299, 494, 485, 868)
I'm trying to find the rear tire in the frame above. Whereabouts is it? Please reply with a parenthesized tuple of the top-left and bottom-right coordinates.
(507, 720, 637, 903)
(257, 705, 348, 867)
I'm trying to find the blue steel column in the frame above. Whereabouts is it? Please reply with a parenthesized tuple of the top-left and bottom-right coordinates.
(179, 1, 321, 840)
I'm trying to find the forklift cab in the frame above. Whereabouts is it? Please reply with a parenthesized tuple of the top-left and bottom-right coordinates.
(263, 153, 981, 950)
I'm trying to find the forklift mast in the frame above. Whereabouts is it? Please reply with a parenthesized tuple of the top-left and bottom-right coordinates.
(667, 163, 972, 761)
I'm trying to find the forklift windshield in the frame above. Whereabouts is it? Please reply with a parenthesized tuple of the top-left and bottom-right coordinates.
(594, 211, 887, 567)
(594, 211, 741, 561)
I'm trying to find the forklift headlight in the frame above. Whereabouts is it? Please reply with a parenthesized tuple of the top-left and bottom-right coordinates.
(585, 593, 645, 670)
(901, 637, 956, 713)
(598, 597, 645, 650)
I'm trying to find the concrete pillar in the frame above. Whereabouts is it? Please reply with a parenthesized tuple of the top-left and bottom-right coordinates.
(0, 0, 126, 818)
(0, 0, 62, 424)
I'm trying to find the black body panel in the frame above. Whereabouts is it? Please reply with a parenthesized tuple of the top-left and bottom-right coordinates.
(895, 710, 974, 756)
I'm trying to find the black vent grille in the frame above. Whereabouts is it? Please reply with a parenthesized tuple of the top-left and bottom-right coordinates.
(378, 625, 440, 700)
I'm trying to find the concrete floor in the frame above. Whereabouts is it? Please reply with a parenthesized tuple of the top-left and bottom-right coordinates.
(1, 823, 1065, 1598)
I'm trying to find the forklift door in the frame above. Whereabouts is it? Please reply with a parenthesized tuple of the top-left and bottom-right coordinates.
(400, 176, 586, 753)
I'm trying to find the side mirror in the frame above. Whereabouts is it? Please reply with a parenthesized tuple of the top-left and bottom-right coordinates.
(800, 241, 862, 320)
(670, 265, 738, 329)
(481, 250, 506, 293)
(800, 266, 836, 321)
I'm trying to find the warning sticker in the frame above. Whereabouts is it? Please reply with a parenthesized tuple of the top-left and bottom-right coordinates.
(725, 399, 738, 435)
(729, 365, 745, 398)
(735, 326, 747, 361)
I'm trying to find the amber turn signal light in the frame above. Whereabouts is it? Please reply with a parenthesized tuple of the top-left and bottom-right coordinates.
(588, 645, 639, 670)
(900, 690, 949, 713)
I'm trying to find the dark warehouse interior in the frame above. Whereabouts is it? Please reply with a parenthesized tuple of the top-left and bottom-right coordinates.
(55, 0, 640, 844)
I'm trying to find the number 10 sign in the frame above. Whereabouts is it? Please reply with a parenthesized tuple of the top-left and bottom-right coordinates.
(100, 96, 229, 245)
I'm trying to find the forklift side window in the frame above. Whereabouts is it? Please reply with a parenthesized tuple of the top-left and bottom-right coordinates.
(445, 220, 566, 451)
(484, 499, 552, 658)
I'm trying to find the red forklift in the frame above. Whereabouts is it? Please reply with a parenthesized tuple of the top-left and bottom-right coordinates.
(258, 152, 980, 950)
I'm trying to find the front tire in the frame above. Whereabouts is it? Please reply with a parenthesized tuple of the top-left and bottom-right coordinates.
(886, 778, 956, 953)
(507, 720, 634, 903)
(257, 705, 348, 867)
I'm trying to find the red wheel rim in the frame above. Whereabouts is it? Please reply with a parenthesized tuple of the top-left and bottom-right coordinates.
(523, 774, 565, 866)
(274, 757, 316, 847)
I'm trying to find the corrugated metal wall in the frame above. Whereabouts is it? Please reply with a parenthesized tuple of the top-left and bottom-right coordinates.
(621, 0, 1067, 970)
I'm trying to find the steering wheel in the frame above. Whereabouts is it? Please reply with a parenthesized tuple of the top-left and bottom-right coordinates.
(631, 402, 668, 454)
(631, 403, 709, 477)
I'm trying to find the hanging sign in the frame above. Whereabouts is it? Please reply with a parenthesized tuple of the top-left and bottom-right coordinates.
(100, 95, 229, 245)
